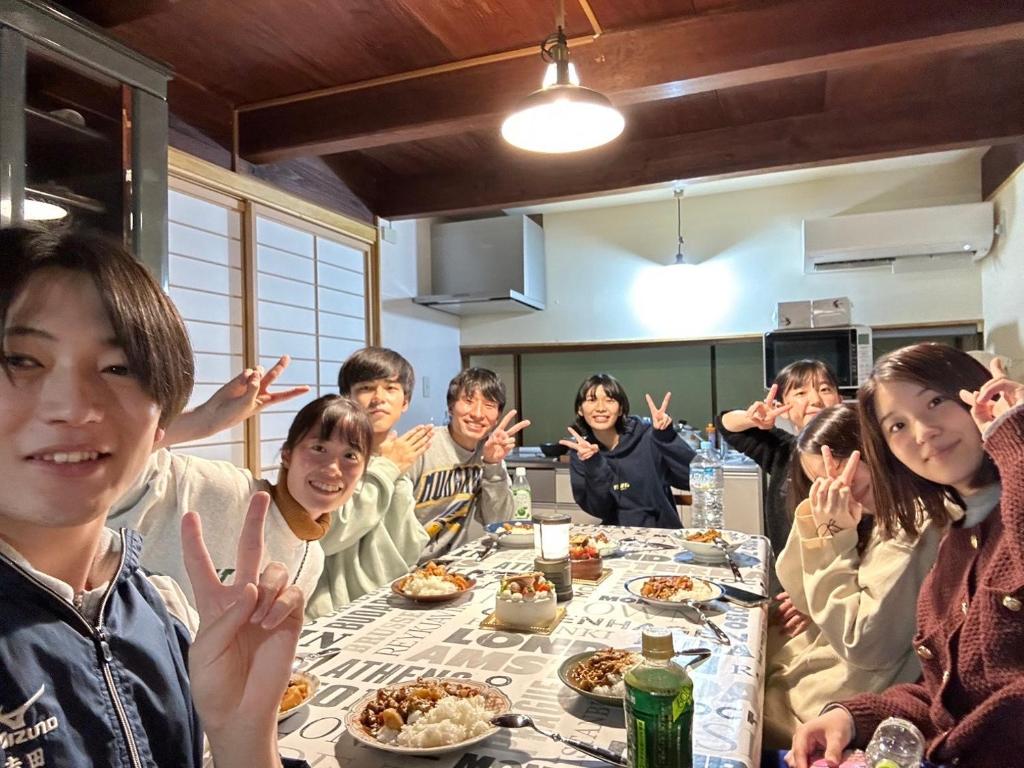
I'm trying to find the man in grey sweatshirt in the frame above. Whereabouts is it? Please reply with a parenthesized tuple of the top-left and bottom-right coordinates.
(410, 368, 529, 562)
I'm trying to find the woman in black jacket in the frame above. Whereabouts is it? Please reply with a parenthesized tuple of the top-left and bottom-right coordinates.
(560, 373, 695, 528)
(716, 360, 842, 559)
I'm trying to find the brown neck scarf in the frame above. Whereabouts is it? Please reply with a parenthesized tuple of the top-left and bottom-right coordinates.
(270, 467, 332, 541)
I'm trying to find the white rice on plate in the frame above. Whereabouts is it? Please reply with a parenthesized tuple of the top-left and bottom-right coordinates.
(403, 573, 458, 596)
(382, 695, 493, 748)
(665, 579, 718, 602)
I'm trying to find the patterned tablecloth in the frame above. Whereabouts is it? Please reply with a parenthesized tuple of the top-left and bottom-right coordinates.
(278, 526, 771, 768)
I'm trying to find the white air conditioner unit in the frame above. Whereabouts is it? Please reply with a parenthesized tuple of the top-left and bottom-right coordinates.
(803, 202, 995, 274)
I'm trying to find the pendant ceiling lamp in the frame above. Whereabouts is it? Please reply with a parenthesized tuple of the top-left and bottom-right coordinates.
(670, 188, 693, 267)
(501, 0, 624, 153)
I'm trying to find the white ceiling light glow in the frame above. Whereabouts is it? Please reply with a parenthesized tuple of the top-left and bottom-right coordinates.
(501, 0, 624, 154)
(24, 199, 69, 221)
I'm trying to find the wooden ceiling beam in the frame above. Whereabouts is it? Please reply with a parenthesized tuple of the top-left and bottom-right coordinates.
(238, 0, 1024, 162)
(374, 83, 1024, 218)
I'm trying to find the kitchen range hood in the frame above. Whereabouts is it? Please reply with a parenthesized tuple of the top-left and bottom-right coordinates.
(414, 215, 545, 316)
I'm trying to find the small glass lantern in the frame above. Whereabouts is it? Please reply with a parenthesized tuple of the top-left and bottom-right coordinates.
(532, 508, 573, 601)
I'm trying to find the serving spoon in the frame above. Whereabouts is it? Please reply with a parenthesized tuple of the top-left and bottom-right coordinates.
(491, 713, 626, 766)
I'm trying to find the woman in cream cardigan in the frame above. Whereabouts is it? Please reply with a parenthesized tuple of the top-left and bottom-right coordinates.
(110, 394, 427, 617)
(762, 402, 943, 747)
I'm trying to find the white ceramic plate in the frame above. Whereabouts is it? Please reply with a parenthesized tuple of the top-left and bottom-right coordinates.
(485, 521, 535, 548)
(278, 671, 319, 722)
(624, 574, 724, 608)
(672, 528, 747, 561)
(345, 678, 511, 756)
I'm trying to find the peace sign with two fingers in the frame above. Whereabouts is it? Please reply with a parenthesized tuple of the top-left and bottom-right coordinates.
(645, 392, 673, 430)
(182, 492, 305, 761)
(959, 357, 1024, 434)
(560, 427, 599, 461)
(746, 384, 793, 430)
(482, 409, 531, 464)
(808, 446, 865, 534)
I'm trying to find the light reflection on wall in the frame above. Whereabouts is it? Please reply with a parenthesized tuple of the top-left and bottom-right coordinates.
(628, 259, 735, 335)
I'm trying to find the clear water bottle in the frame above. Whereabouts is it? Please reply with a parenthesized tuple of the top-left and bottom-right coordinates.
(689, 441, 724, 529)
(865, 717, 925, 768)
(511, 466, 532, 521)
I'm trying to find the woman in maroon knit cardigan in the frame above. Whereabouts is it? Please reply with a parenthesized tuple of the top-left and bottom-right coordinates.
(787, 344, 1024, 768)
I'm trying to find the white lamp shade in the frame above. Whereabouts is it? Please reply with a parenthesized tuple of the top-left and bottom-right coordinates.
(535, 516, 571, 560)
(501, 84, 625, 154)
(24, 199, 68, 221)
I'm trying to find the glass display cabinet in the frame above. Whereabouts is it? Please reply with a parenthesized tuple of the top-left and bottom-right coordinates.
(0, 0, 171, 281)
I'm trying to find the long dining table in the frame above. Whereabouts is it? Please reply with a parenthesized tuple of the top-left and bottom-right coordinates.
(278, 525, 771, 768)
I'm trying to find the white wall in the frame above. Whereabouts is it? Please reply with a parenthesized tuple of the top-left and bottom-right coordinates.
(379, 219, 463, 428)
(460, 154, 984, 346)
(981, 165, 1024, 379)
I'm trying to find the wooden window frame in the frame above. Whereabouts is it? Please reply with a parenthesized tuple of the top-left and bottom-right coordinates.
(168, 148, 380, 475)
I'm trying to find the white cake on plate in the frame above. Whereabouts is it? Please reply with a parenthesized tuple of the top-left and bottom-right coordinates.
(494, 572, 557, 629)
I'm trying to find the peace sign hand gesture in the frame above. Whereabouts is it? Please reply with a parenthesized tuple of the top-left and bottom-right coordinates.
(960, 357, 1024, 434)
(745, 384, 793, 430)
(808, 446, 865, 535)
(482, 409, 531, 464)
(182, 492, 304, 766)
(645, 392, 673, 430)
(559, 427, 599, 461)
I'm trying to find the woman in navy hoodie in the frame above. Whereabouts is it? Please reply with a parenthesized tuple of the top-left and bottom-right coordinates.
(560, 373, 695, 528)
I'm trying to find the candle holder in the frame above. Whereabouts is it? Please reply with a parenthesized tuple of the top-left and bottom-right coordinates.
(532, 509, 573, 601)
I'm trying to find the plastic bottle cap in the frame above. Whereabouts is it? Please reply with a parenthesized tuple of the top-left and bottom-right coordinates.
(515, 466, 526, 477)
(640, 627, 675, 660)
(699, 441, 712, 450)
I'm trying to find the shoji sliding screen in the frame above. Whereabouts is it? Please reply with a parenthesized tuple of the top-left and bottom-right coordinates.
(252, 209, 371, 475)
(166, 182, 246, 464)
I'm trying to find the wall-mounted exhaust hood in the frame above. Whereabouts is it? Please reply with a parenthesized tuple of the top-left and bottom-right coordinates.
(414, 215, 545, 316)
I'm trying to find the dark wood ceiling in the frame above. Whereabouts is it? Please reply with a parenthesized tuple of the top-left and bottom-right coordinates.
(57, 0, 1024, 221)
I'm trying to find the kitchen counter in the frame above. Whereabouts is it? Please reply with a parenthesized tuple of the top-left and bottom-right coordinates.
(505, 447, 569, 468)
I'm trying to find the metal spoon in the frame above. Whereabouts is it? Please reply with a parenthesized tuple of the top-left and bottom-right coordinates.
(292, 648, 340, 671)
(491, 713, 627, 767)
(680, 599, 731, 645)
(712, 535, 744, 583)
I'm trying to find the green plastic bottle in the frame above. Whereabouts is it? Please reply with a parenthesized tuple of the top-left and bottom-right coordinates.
(624, 627, 693, 768)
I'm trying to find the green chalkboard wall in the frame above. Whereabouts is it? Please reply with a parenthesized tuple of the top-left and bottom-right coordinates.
(471, 341, 765, 445)
(468, 331, 979, 446)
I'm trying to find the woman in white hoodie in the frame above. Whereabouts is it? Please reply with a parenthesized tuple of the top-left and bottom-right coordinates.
(110, 393, 427, 615)
(763, 402, 943, 748)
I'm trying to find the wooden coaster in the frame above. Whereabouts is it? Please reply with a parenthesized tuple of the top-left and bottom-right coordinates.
(572, 568, 612, 586)
(479, 606, 567, 635)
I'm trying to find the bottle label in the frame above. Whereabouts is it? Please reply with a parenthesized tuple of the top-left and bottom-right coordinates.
(512, 489, 531, 520)
(625, 684, 693, 768)
(672, 685, 693, 721)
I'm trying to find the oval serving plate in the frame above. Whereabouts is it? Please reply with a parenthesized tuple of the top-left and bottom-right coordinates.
(623, 574, 724, 608)
(672, 528, 747, 562)
(345, 678, 511, 756)
(391, 572, 477, 603)
(559, 647, 713, 707)
(557, 650, 635, 706)
(484, 521, 535, 548)
(278, 670, 319, 722)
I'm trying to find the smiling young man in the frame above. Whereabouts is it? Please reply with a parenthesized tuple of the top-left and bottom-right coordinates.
(410, 368, 529, 562)
(306, 347, 432, 614)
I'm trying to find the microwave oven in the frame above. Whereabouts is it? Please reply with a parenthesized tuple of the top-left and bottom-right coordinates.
(763, 326, 873, 390)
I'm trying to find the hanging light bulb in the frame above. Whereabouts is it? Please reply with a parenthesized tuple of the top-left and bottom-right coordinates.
(501, 0, 624, 153)
(669, 188, 690, 267)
